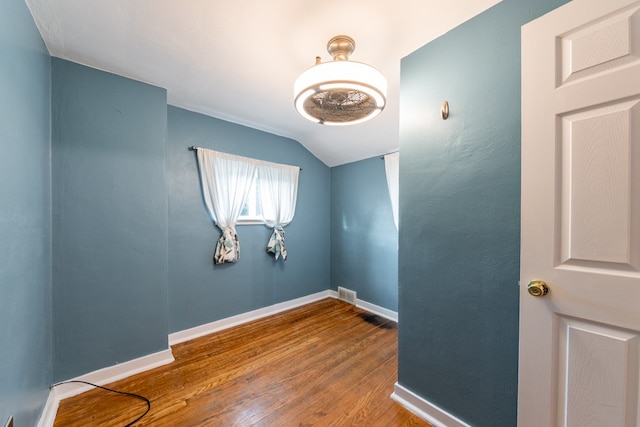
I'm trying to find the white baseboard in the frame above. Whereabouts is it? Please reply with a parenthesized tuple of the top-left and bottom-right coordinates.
(38, 349, 174, 427)
(391, 383, 472, 427)
(36, 388, 60, 427)
(356, 298, 398, 322)
(168, 290, 398, 346)
(328, 290, 399, 322)
(168, 290, 332, 345)
(51, 349, 175, 401)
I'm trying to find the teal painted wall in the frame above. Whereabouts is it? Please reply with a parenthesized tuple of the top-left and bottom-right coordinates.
(0, 0, 52, 425)
(330, 157, 397, 311)
(398, 0, 568, 425)
(51, 59, 169, 381)
(167, 106, 330, 332)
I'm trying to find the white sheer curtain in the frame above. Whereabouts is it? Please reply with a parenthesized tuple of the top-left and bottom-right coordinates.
(257, 162, 300, 261)
(196, 149, 257, 264)
(384, 152, 399, 230)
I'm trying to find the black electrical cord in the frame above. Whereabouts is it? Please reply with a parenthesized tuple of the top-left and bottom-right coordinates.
(51, 380, 151, 426)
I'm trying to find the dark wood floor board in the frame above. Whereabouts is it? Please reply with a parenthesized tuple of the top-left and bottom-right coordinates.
(54, 298, 430, 426)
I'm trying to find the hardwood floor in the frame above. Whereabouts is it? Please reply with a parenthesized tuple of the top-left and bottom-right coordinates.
(54, 298, 430, 426)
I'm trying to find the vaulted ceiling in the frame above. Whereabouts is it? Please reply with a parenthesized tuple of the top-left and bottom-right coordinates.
(25, 0, 500, 166)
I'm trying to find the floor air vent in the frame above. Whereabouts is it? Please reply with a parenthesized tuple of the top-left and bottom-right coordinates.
(337, 286, 357, 305)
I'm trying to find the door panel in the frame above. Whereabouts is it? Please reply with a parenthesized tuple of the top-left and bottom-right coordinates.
(559, 100, 639, 267)
(557, 317, 640, 426)
(560, 5, 640, 84)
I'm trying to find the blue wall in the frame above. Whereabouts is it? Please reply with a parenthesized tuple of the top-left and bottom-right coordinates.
(0, 0, 52, 425)
(330, 157, 398, 311)
(51, 59, 169, 381)
(167, 106, 331, 332)
(398, 0, 568, 425)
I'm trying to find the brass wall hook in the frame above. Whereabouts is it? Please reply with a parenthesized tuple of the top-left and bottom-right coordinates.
(441, 101, 449, 120)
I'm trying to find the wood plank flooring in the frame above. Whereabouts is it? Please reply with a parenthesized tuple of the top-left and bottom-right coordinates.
(54, 298, 430, 426)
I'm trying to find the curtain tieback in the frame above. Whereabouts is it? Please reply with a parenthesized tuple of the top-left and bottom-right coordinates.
(214, 226, 240, 264)
(221, 225, 237, 234)
(267, 224, 287, 261)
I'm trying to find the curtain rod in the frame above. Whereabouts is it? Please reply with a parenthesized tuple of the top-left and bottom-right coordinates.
(189, 146, 302, 170)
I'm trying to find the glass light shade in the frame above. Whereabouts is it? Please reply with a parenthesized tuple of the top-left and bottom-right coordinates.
(294, 60, 387, 125)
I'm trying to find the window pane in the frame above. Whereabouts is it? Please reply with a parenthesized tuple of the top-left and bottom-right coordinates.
(238, 176, 262, 222)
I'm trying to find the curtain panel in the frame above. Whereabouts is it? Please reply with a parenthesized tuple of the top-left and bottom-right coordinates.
(257, 162, 299, 261)
(196, 149, 257, 264)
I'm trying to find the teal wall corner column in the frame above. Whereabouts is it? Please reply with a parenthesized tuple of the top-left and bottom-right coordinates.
(330, 157, 398, 312)
(0, 0, 53, 425)
(51, 59, 169, 381)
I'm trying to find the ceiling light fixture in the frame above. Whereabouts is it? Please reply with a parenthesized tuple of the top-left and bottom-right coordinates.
(294, 35, 387, 126)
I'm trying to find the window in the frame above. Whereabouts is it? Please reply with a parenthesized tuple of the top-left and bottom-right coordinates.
(238, 176, 263, 224)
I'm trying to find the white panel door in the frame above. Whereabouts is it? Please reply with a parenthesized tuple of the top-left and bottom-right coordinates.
(519, 0, 640, 426)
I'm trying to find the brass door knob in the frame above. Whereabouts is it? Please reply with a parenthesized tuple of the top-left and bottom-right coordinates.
(527, 280, 549, 297)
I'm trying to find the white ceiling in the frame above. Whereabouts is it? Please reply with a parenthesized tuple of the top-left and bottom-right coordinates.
(25, 0, 500, 167)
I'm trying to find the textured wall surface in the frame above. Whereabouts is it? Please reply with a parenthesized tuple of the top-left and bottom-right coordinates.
(0, 0, 52, 425)
(167, 106, 331, 333)
(398, 0, 569, 425)
(51, 59, 169, 381)
(330, 157, 398, 311)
